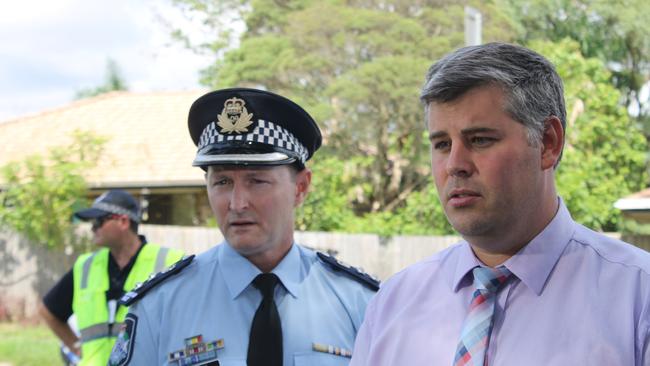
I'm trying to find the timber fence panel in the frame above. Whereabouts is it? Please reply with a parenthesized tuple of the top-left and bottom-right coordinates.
(1, 225, 462, 319)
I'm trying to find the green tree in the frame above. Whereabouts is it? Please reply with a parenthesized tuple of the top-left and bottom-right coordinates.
(171, 1, 644, 234)
(505, 0, 650, 130)
(0, 131, 108, 249)
(76, 59, 128, 99)
(174, 0, 518, 219)
(297, 155, 453, 235)
(532, 39, 648, 230)
(295, 156, 357, 232)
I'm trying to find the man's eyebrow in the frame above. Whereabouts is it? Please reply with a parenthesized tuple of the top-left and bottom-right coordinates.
(460, 127, 499, 135)
(428, 130, 448, 140)
(244, 171, 267, 178)
(429, 126, 500, 140)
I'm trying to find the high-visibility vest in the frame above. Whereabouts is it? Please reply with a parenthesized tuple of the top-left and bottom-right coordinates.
(72, 244, 184, 366)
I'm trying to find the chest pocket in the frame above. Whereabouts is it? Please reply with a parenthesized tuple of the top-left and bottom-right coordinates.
(294, 352, 351, 366)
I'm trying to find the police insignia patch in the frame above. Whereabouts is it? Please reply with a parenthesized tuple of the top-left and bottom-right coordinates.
(216, 97, 254, 134)
(108, 313, 138, 366)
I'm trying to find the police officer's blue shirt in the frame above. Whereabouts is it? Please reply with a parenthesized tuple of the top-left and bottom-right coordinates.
(117, 242, 376, 365)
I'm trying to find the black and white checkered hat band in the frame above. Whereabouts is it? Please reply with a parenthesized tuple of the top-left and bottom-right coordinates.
(198, 119, 309, 163)
(93, 202, 140, 222)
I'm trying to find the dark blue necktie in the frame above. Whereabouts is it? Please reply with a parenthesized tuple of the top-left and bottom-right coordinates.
(247, 273, 283, 366)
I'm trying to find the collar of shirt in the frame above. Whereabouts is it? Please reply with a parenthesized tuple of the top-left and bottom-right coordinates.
(107, 235, 148, 299)
(452, 198, 576, 295)
(108, 235, 147, 280)
(219, 242, 302, 300)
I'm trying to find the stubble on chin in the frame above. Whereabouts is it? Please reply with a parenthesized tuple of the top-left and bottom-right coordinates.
(446, 208, 496, 239)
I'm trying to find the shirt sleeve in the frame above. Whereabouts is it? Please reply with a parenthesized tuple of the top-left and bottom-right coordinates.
(42, 269, 74, 322)
(641, 307, 650, 366)
(116, 303, 158, 365)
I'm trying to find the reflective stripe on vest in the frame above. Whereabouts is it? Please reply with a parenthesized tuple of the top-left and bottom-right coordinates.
(79, 322, 123, 343)
(72, 244, 183, 366)
(155, 247, 169, 272)
(80, 251, 99, 289)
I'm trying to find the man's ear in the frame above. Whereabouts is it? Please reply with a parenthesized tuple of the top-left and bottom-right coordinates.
(541, 116, 564, 170)
(294, 168, 312, 207)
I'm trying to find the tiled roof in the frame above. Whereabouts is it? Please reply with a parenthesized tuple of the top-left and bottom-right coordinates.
(0, 91, 207, 188)
(623, 188, 650, 200)
(615, 188, 650, 211)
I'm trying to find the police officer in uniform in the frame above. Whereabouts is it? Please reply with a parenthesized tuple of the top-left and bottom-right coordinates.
(39, 189, 184, 366)
(108, 88, 378, 366)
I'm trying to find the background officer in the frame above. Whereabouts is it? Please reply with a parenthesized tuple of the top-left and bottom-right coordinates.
(109, 88, 378, 366)
(39, 189, 184, 366)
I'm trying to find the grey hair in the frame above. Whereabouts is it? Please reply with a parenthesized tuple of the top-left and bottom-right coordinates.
(420, 42, 566, 158)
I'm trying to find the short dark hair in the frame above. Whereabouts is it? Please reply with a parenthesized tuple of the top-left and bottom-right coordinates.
(420, 42, 566, 158)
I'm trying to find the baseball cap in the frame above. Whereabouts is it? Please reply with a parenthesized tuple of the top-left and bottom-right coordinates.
(74, 189, 141, 223)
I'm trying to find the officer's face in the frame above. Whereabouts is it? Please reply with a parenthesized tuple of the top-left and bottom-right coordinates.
(91, 214, 128, 247)
(206, 165, 311, 269)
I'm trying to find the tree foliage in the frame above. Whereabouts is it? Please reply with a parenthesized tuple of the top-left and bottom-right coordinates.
(172, 0, 647, 235)
(296, 156, 357, 232)
(505, 0, 650, 129)
(76, 59, 128, 99)
(174, 0, 518, 219)
(296, 155, 453, 236)
(0, 131, 107, 249)
(533, 39, 648, 230)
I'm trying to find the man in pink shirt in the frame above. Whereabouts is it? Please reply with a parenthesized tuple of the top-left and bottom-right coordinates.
(350, 42, 650, 365)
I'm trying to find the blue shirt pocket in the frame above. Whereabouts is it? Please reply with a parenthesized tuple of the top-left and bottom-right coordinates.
(214, 358, 246, 366)
(293, 352, 351, 366)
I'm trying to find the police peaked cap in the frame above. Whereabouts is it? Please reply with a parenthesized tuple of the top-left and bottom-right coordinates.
(188, 88, 322, 169)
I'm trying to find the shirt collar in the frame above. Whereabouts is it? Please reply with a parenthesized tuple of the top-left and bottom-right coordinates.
(452, 198, 575, 295)
(452, 241, 482, 292)
(219, 242, 302, 300)
(270, 243, 302, 298)
(505, 198, 575, 295)
(108, 236, 147, 275)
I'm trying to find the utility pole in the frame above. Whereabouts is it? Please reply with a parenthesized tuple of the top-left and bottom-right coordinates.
(464, 6, 482, 46)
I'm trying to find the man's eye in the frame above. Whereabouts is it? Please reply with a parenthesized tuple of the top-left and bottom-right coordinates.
(212, 179, 228, 186)
(471, 136, 495, 146)
(432, 141, 450, 150)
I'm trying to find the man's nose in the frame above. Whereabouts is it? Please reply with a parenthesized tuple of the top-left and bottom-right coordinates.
(229, 183, 249, 211)
(445, 143, 474, 178)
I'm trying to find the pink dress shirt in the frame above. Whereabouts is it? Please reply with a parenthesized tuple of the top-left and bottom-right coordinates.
(351, 200, 650, 366)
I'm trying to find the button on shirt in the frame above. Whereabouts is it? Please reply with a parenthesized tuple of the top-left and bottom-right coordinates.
(125, 242, 375, 365)
(351, 199, 650, 366)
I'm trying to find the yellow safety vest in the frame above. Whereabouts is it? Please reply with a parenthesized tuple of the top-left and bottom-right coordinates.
(72, 243, 183, 366)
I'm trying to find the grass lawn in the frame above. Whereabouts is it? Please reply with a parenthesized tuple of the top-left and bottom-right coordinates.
(0, 322, 60, 366)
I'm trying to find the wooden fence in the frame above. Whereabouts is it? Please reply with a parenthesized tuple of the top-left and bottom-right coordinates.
(1, 225, 646, 321)
(0, 225, 460, 320)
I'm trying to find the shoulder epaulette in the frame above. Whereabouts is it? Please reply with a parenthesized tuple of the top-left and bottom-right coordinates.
(317, 252, 380, 291)
(119, 255, 195, 306)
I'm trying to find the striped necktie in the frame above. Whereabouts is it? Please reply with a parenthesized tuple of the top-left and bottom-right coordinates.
(454, 266, 511, 366)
